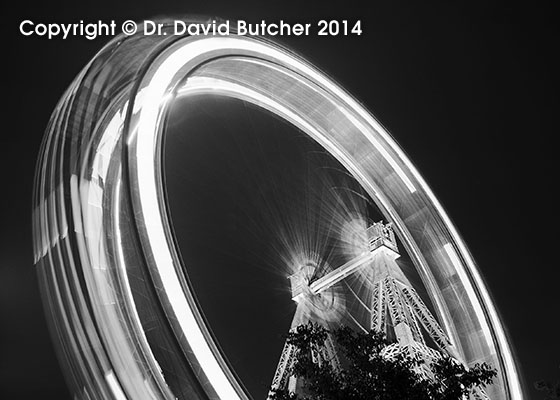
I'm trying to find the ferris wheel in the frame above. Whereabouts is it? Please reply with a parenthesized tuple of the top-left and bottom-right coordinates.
(33, 19, 523, 400)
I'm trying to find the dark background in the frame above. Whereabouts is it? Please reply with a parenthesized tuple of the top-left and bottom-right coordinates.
(3, 1, 558, 399)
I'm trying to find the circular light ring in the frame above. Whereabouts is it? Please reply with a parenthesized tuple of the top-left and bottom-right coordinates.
(33, 21, 523, 400)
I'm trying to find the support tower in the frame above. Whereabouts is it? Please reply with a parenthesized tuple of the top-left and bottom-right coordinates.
(269, 221, 489, 399)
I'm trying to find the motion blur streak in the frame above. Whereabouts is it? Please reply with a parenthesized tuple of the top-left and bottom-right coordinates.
(32, 19, 523, 400)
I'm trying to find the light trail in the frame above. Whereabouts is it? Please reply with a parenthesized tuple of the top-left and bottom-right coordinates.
(33, 26, 523, 400)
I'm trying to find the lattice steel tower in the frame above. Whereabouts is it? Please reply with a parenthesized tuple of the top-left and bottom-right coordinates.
(269, 221, 489, 399)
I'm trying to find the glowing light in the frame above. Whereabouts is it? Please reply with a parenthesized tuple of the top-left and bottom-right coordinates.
(133, 40, 252, 400)
(336, 106, 416, 193)
(33, 32, 522, 400)
(443, 243, 492, 344)
(105, 370, 127, 400)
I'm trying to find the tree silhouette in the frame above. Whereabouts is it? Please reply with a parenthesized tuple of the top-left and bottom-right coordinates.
(270, 323, 496, 400)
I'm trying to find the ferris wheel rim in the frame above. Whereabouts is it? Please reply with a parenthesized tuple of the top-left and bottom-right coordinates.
(130, 35, 522, 400)
(33, 27, 523, 400)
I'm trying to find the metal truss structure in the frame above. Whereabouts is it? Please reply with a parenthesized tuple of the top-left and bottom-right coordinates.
(270, 221, 490, 399)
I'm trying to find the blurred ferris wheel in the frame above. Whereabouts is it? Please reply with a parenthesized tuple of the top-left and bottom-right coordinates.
(33, 19, 523, 400)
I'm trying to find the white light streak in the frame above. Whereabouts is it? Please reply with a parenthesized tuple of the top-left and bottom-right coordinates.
(443, 243, 493, 347)
(133, 39, 255, 400)
(336, 106, 416, 193)
(105, 370, 127, 400)
(130, 35, 521, 400)
(32, 25, 524, 400)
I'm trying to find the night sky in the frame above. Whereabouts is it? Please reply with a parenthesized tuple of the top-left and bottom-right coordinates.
(4, 1, 558, 399)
